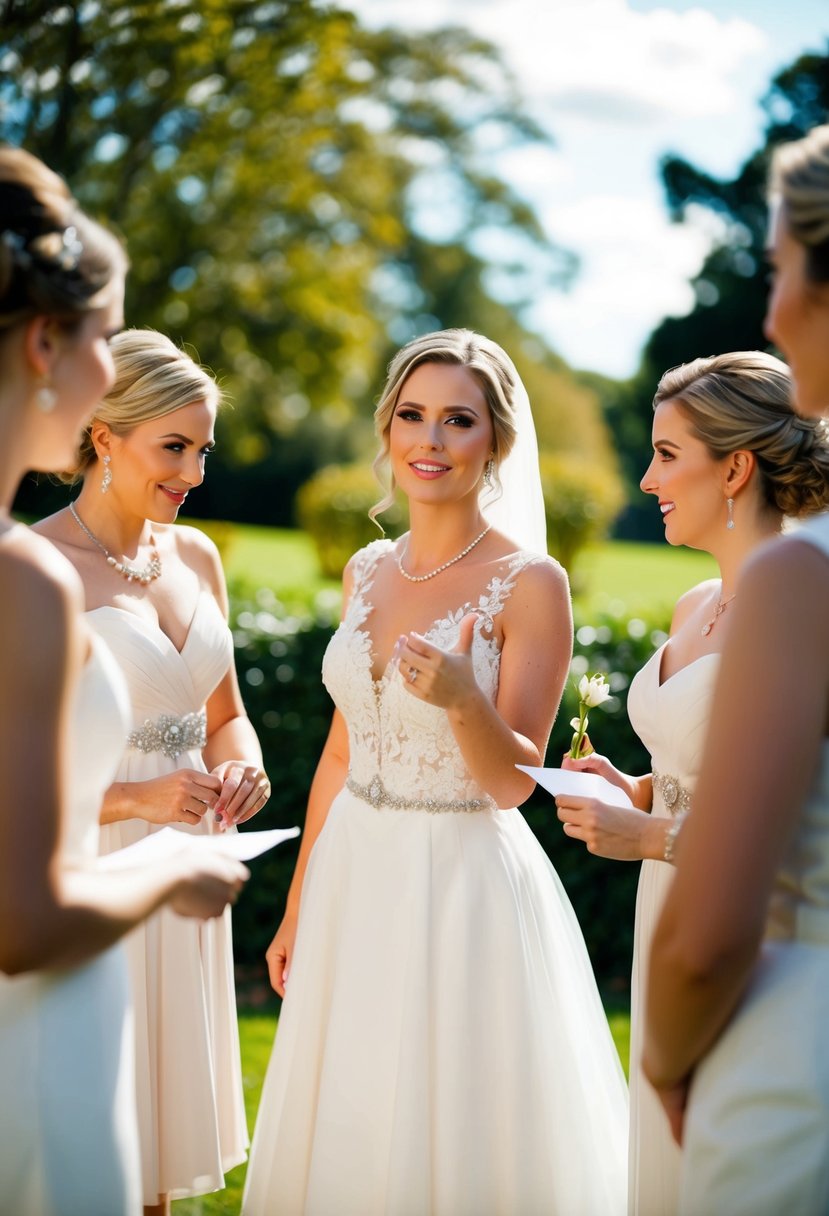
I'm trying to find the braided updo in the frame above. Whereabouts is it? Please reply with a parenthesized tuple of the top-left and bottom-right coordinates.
(0, 145, 125, 331)
(653, 351, 829, 518)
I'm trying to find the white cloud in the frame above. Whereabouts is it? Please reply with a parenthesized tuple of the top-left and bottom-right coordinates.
(529, 196, 727, 376)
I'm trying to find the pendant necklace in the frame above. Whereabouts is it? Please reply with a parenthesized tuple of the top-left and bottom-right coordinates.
(397, 524, 491, 583)
(701, 591, 736, 636)
(70, 501, 162, 584)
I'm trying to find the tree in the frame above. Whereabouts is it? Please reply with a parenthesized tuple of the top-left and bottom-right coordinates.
(604, 44, 829, 539)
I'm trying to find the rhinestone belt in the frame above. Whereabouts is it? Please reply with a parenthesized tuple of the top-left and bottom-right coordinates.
(345, 774, 493, 815)
(126, 709, 207, 760)
(652, 768, 692, 816)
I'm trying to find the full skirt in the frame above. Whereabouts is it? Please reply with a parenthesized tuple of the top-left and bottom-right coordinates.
(243, 791, 629, 1215)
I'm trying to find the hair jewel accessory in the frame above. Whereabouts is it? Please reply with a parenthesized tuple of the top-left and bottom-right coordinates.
(1, 229, 32, 269)
(1, 223, 84, 274)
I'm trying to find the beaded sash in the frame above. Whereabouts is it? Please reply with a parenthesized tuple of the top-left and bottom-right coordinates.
(346, 773, 494, 815)
(652, 768, 692, 816)
(126, 709, 207, 760)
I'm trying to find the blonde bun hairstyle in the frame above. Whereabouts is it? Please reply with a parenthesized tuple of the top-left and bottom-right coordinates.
(771, 123, 829, 283)
(60, 328, 220, 484)
(653, 350, 829, 518)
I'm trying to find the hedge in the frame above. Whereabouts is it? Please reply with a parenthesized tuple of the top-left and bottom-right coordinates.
(231, 587, 666, 997)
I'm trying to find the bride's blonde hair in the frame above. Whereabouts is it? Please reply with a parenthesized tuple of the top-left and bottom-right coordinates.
(771, 123, 829, 283)
(370, 328, 519, 525)
(60, 328, 220, 484)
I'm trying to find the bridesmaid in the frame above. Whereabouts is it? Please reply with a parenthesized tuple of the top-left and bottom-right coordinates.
(0, 151, 247, 1214)
(35, 328, 270, 1216)
(645, 123, 829, 1215)
(555, 351, 829, 1215)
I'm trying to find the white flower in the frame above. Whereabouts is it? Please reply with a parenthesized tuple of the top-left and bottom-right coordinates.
(570, 717, 582, 731)
(578, 673, 611, 708)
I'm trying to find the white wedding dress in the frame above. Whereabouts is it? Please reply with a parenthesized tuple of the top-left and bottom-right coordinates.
(91, 591, 248, 1202)
(679, 511, 829, 1215)
(0, 622, 141, 1215)
(243, 541, 628, 1216)
(626, 643, 720, 1216)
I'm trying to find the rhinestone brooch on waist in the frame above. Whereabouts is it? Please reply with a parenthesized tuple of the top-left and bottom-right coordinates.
(652, 768, 692, 816)
(126, 710, 207, 760)
(346, 773, 493, 815)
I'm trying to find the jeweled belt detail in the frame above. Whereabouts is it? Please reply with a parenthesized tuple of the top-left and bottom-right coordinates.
(346, 773, 494, 815)
(126, 710, 207, 760)
(652, 768, 692, 816)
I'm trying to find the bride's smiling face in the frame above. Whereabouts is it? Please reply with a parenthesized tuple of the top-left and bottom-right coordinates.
(105, 398, 216, 522)
(389, 362, 494, 506)
(640, 399, 726, 551)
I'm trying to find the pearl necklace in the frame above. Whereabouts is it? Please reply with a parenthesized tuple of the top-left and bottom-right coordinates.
(396, 524, 491, 583)
(70, 501, 162, 585)
(700, 591, 736, 636)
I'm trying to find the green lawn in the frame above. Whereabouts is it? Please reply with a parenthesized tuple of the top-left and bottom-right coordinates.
(198, 519, 717, 622)
(174, 1005, 631, 1214)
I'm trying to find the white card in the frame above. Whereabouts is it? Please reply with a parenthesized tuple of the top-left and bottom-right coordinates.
(98, 825, 300, 871)
(516, 764, 634, 809)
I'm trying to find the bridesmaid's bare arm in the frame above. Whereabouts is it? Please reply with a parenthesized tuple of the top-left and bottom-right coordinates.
(643, 538, 829, 1091)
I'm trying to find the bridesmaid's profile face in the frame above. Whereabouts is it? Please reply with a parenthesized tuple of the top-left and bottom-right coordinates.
(107, 397, 216, 523)
(764, 205, 829, 420)
(389, 362, 494, 507)
(640, 399, 725, 553)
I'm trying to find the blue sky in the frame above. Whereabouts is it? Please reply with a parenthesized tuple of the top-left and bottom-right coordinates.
(348, 0, 829, 377)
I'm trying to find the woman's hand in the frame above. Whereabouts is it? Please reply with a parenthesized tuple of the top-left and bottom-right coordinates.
(266, 910, 298, 998)
(562, 749, 639, 804)
(209, 760, 271, 829)
(167, 853, 249, 920)
(555, 795, 663, 861)
(109, 770, 223, 826)
(396, 613, 481, 711)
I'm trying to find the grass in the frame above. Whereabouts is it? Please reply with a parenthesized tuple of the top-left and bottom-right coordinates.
(174, 1005, 632, 1214)
(198, 519, 718, 622)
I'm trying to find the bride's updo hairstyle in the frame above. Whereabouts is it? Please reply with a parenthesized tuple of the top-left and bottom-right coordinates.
(771, 123, 829, 284)
(60, 328, 220, 485)
(370, 328, 519, 524)
(0, 145, 125, 335)
(653, 351, 829, 518)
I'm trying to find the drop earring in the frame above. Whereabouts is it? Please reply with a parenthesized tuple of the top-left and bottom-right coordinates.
(101, 454, 112, 494)
(483, 458, 494, 490)
(35, 378, 57, 413)
(726, 497, 735, 530)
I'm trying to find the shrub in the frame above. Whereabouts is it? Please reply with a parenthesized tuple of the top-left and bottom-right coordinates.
(539, 452, 624, 571)
(232, 588, 669, 998)
(295, 463, 405, 578)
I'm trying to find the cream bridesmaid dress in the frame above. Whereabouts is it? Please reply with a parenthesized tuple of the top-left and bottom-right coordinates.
(679, 511, 829, 1216)
(0, 612, 141, 1215)
(90, 591, 247, 1203)
(625, 638, 720, 1216)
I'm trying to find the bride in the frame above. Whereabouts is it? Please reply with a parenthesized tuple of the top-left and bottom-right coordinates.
(242, 329, 628, 1215)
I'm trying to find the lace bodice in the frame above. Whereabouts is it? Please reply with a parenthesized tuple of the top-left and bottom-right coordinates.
(322, 539, 547, 808)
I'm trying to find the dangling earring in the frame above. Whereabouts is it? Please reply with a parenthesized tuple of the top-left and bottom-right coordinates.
(483, 458, 494, 489)
(101, 454, 112, 494)
(35, 377, 57, 413)
(726, 497, 735, 530)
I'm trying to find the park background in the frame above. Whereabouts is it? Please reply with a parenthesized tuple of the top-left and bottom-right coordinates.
(3, 2, 829, 1210)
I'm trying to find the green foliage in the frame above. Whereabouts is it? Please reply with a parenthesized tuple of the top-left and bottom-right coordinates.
(539, 452, 624, 571)
(231, 588, 668, 993)
(294, 462, 405, 578)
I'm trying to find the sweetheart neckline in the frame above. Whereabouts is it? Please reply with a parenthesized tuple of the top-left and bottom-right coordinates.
(86, 590, 216, 658)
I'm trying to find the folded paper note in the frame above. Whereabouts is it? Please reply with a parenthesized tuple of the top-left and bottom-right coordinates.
(98, 825, 300, 871)
(516, 765, 634, 809)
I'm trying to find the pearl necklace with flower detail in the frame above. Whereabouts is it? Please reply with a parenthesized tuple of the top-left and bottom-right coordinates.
(70, 501, 162, 584)
(396, 524, 491, 583)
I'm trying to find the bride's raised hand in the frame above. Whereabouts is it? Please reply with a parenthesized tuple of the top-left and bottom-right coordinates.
(266, 910, 298, 998)
(397, 612, 480, 710)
